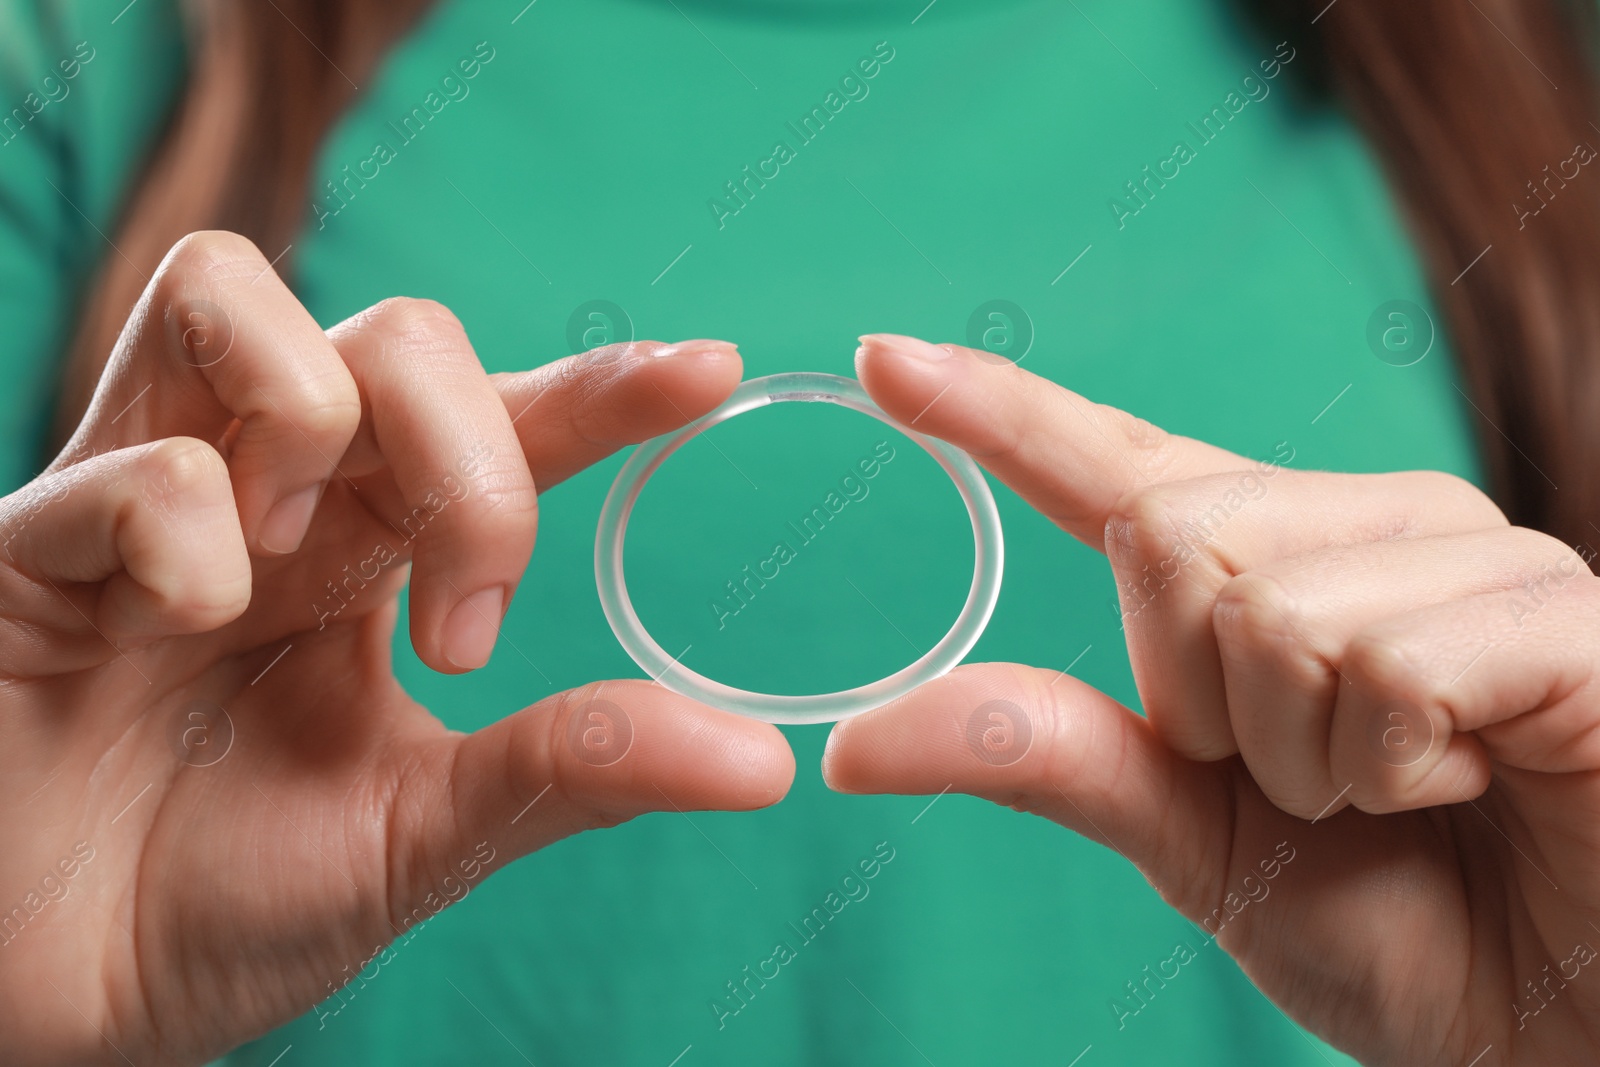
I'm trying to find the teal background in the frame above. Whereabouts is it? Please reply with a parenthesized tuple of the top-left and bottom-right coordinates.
(0, 0, 1479, 1063)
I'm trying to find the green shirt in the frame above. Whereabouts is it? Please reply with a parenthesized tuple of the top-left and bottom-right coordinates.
(1, 1, 1477, 1063)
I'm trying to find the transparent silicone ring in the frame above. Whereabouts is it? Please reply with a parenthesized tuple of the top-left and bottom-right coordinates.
(595, 371, 1004, 725)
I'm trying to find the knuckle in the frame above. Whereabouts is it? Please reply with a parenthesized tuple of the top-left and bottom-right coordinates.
(284, 374, 362, 444)
(1104, 404, 1177, 470)
(1404, 470, 1507, 527)
(972, 413, 1028, 468)
(967, 665, 1052, 779)
(540, 686, 591, 809)
(151, 233, 262, 367)
(127, 439, 249, 618)
(1105, 479, 1240, 602)
(1343, 627, 1431, 704)
(540, 681, 632, 829)
(412, 442, 534, 529)
(361, 297, 470, 358)
(564, 395, 623, 451)
(1506, 526, 1587, 572)
(1104, 485, 1184, 568)
(553, 353, 648, 451)
(136, 437, 230, 510)
(469, 464, 538, 524)
(157, 230, 264, 292)
(1212, 573, 1326, 682)
(1030, 677, 1108, 791)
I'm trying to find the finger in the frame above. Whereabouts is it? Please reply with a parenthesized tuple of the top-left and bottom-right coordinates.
(853, 333, 1246, 549)
(57, 231, 361, 556)
(328, 298, 536, 674)
(0, 438, 250, 675)
(1215, 527, 1585, 817)
(852, 333, 1516, 764)
(1112, 467, 1505, 761)
(492, 338, 743, 493)
(820, 662, 1234, 917)
(1329, 572, 1600, 814)
(390, 679, 795, 908)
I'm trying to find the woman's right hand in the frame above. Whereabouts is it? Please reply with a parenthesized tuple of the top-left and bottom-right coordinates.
(0, 231, 795, 1066)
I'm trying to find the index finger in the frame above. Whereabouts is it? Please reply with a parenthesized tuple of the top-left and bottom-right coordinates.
(491, 338, 744, 494)
(854, 333, 1248, 551)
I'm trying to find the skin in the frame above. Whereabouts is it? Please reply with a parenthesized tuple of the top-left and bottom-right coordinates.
(0, 232, 795, 1065)
(4, 233, 1598, 1064)
(825, 333, 1600, 1066)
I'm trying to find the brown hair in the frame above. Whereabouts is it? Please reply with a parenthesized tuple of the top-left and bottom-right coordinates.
(1238, 0, 1600, 553)
(54, 0, 430, 438)
(63, 0, 1600, 550)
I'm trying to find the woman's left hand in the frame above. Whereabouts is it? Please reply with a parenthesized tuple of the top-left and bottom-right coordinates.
(825, 333, 1600, 1067)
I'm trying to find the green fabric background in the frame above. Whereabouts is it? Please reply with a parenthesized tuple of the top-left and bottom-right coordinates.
(0, 0, 1479, 1063)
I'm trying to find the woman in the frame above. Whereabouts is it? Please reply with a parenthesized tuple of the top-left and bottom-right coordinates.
(1, 0, 1597, 1064)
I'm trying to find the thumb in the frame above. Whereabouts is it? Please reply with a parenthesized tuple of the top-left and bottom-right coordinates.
(822, 663, 1233, 913)
(0, 437, 251, 674)
(390, 680, 795, 907)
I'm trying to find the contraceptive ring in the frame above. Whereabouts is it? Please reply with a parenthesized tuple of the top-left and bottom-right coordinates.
(595, 371, 1004, 725)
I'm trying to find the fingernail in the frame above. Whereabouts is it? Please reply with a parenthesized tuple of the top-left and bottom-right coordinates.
(258, 483, 323, 554)
(655, 338, 738, 359)
(857, 333, 951, 362)
(442, 586, 506, 670)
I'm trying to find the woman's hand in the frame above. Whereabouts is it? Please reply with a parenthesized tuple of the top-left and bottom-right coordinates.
(826, 333, 1600, 1067)
(0, 232, 794, 1066)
